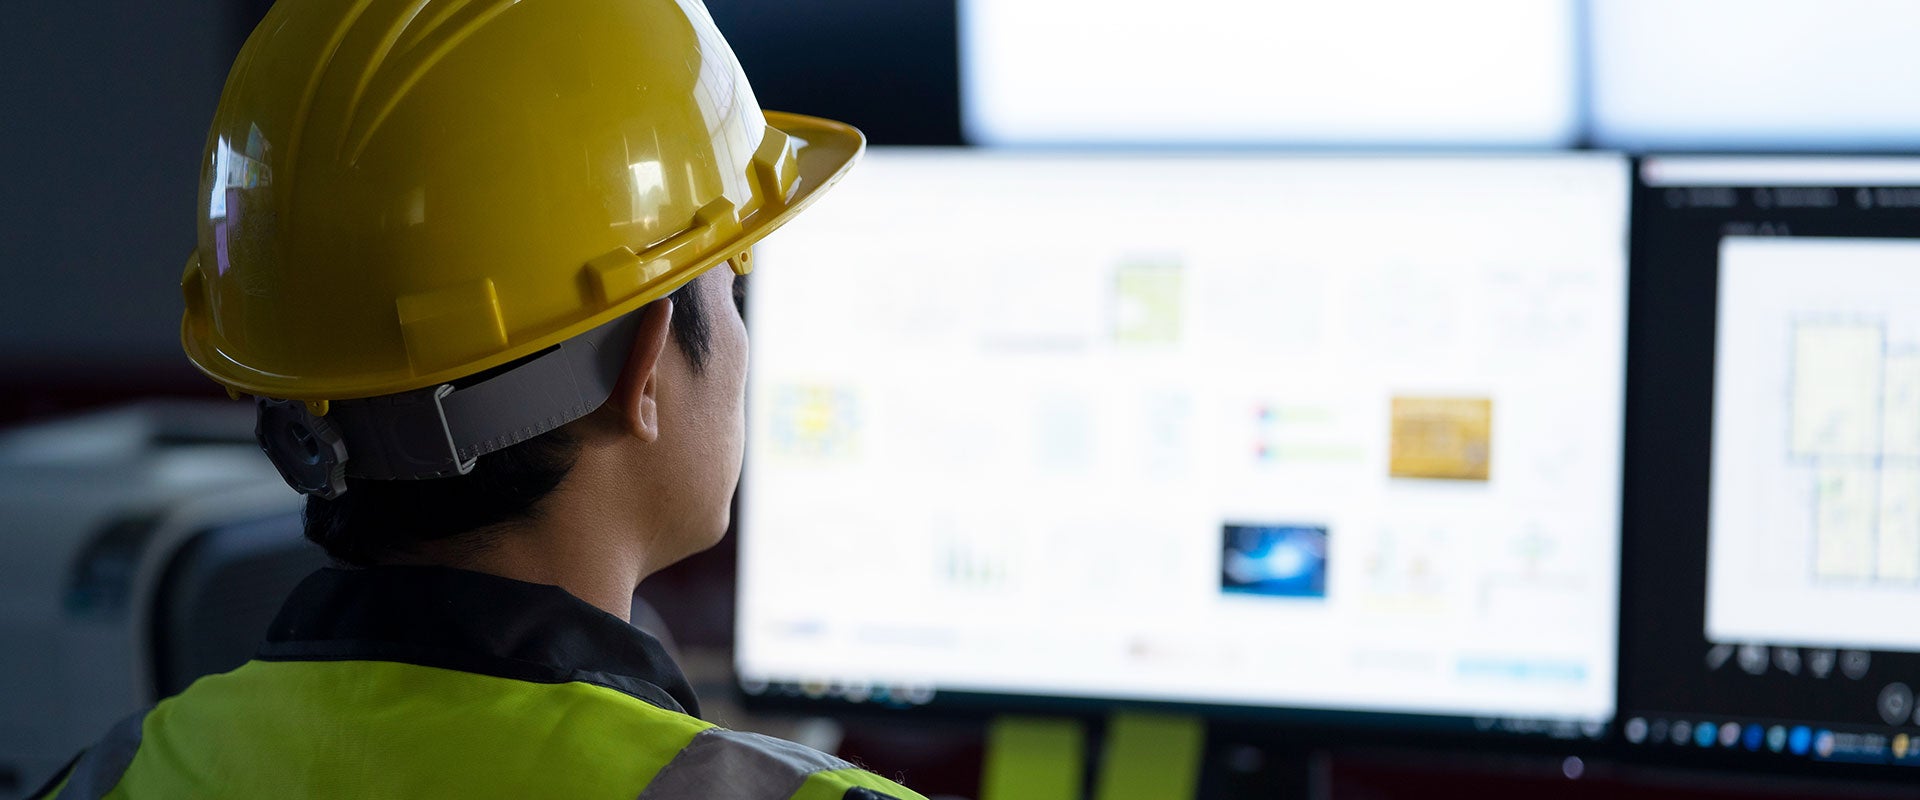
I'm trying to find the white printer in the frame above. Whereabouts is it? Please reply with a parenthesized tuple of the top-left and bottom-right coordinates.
(0, 402, 309, 798)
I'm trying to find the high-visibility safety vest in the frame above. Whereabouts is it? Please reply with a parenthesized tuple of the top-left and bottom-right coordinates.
(33, 566, 923, 800)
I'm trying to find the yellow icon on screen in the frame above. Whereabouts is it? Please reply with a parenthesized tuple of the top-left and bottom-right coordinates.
(1389, 396, 1494, 481)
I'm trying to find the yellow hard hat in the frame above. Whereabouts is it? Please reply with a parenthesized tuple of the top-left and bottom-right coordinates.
(182, 0, 862, 404)
(181, 0, 862, 497)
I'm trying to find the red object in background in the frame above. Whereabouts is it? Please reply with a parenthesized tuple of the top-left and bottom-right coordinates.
(1324, 749, 1916, 800)
(0, 370, 228, 427)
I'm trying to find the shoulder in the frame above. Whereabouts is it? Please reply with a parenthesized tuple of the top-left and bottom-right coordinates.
(34, 668, 926, 800)
(643, 727, 926, 800)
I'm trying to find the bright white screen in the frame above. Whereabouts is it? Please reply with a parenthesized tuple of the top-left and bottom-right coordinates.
(738, 152, 1627, 724)
(1591, 0, 1920, 151)
(960, 0, 1578, 147)
(1708, 237, 1920, 652)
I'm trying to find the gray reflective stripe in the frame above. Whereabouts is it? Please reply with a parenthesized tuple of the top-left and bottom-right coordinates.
(58, 709, 146, 800)
(637, 728, 855, 799)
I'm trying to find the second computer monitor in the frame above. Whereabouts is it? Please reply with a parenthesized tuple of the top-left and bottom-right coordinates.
(1621, 157, 1920, 774)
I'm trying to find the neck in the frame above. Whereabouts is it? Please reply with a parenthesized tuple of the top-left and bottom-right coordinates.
(405, 456, 658, 623)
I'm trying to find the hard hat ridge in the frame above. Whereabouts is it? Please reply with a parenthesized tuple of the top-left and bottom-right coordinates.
(330, 0, 533, 166)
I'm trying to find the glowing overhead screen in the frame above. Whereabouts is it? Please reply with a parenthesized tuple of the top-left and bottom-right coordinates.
(1590, 0, 1920, 151)
(960, 0, 1579, 147)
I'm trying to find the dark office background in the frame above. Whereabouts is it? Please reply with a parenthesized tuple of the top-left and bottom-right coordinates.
(0, 0, 958, 418)
(5, 3, 1920, 799)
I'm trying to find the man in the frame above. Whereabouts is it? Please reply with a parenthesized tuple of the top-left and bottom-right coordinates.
(35, 0, 922, 797)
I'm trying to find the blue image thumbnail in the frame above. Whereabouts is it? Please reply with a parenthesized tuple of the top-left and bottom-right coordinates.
(1222, 524, 1328, 599)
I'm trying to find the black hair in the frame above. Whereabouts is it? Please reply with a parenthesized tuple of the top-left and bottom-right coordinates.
(303, 278, 714, 566)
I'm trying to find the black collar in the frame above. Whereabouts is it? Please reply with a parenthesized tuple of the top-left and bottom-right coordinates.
(258, 565, 700, 718)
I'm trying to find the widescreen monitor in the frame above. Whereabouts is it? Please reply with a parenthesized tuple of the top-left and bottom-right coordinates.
(1589, 0, 1920, 152)
(736, 151, 1629, 741)
(1621, 157, 1920, 775)
(959, 0, 1580, 148)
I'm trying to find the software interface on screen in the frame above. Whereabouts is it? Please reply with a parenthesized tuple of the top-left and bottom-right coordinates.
(1589, 1, 1920, 151)
(959, 0, 1578, 147)
(1623, 157, 1920, 770)
(737, 152, 1628, 736)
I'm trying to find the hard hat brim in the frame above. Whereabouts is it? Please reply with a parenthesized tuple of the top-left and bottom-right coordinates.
(766, 110, 867, 209)
(185, 111, 864, 403)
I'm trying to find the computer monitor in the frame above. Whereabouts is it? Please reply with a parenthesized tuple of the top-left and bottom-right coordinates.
(959, 0, 1580, 148)
(736, 150, 1629, 743)
(1589, 1, 1920, 152)
(1620, 156, 1920, 775)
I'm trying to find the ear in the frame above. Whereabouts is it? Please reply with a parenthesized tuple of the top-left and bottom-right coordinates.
(607, 298, 674, 442)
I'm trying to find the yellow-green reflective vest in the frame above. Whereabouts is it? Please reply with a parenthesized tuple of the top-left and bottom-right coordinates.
(34, 566, 923, 800)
